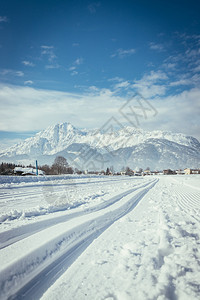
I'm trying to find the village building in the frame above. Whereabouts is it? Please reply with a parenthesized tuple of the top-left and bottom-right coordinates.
(163, 169, 176, 175)
(14, 167, 44, 176)
(184, 168, 200, 175)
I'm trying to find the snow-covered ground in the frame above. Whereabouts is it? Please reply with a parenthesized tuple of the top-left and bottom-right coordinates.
(0, 175, 200, 300)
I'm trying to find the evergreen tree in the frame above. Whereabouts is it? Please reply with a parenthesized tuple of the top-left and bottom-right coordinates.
(106, 167, 110, 175)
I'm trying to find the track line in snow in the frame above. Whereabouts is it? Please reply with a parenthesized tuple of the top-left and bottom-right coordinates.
(0, 177, 146, 221)
(169, 183, 200, 222)
(0, 179, 156, 249)
(0, 179, 158, 300)
(0, 176, 142, 192)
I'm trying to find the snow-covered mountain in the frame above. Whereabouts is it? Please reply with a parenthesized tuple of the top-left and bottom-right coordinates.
(1, 122, 200, 170)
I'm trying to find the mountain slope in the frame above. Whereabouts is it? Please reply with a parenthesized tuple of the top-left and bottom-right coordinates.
(0, 122, 200, 170)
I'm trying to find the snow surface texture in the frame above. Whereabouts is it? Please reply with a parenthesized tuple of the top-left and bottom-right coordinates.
(0, 122, 200, 169)
(0, 175, 200, 300)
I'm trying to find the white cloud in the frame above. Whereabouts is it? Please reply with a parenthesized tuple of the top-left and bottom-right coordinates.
(141, 88, 200, 141)
(162, 63, 176, 69)
(88, 86, 99, 92)
(71, 70, 78, 76)
(170, 79, 190, 87)
(169, 74, 200, 87)
(132, 84, 166, 98)
(185, 48, 200, 58)
(45, 64, 60, 69)
(69, 66, 76, 71)
(143, 70, 168, 82)
(114, 81, 130, 90)
(41, 45, 54, 49)
(149, 42, 164, 51)
(193, 65, 200, 72)
(0, 84, 199, 141)
(111, 48, 136, 58)
(24, 80, 34, 85)
(16, 71, 24, 77)
(0, 84, 118, 132)
(68, 58, 83, 75)
(0, 16, 8, 23)
(41, 45, 57, 63)
(72, 43, 79, 47)
(22, 61, 35, 67)
(0, 69, 24, 77)
(108, 77, 124, 82)
(74, 58, 83, 65)
(131, 70, 168, 98)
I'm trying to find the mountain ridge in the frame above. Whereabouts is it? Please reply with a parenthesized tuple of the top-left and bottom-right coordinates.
(1, 122, 200, 170)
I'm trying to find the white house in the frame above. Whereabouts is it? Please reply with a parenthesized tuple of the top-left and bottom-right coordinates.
(14, 167, 44, 176)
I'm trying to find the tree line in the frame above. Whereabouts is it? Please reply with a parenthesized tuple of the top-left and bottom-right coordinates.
(0, 156, 73, 176)
(0, 156, 144, 176)
(40, 156, 73, 175)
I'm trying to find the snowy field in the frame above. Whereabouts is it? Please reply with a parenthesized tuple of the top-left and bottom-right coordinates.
(0, 175, 200, 300)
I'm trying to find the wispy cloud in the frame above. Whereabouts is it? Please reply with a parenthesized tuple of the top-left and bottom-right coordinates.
(149, 42, 164, 51)
(185, 48, 200, 58)
(0, 69, 24, 77)
(69, 66, 76, 71)
(74, 57, 83, 65)
(113, 81, 130, 90)
(41, 45, 60, 69)
(162, 63, 176, 70)
(71, 70, 78, 76)
(169, 74, 200, 87)
(108, 77, 124, 82)
(193, 64, 200, 72)
(24, 80, 34, 85)
(68, 57, 83, 75)
(72, 43, 79, 47)
(22, 61, 35, 67)
(111, 48, 136, 58)
(0, 16, 9, 23)
(41, 45, 54, 50)
(41, 45, 56, 62)
(88, 2, 101, 14)
(131, 70, 168, 98)
(141, 70, 168, 82)
(16, 71, 24, 77)
(45, 64, 60, 69)
(164, 33, 200, 70)
(174, 32, 200, 46)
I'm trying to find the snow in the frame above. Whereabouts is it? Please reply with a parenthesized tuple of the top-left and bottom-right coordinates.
(0, 175, 200, 299)
(14, 167, 44, 175)
(1, 122, 200, 169)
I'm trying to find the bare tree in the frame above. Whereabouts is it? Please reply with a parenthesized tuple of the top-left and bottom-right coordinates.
(51, 156, 69, 175)
(40, 164, 51, 175)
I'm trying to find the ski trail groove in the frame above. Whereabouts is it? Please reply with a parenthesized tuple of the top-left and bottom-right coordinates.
(0, 179, 158, 300)
(171, 183, 200, 222)
(0, 179, 156, 249)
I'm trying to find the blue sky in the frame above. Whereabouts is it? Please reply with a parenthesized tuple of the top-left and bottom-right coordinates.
(0, 0, 200, 149)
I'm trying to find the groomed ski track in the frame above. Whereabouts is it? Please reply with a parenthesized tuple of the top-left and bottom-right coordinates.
(0, 179, 156, 249)
(0, 178, 158, 300)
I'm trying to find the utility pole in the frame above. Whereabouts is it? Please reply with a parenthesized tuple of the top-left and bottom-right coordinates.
(36, 160, 38, 176)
